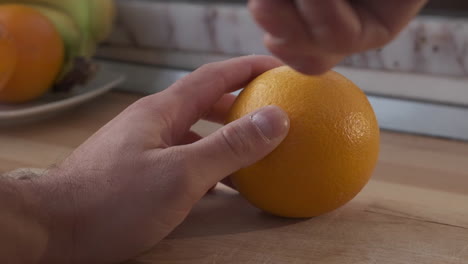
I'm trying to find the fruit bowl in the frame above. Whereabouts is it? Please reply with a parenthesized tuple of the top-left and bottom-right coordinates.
(0, 65, 125, 126)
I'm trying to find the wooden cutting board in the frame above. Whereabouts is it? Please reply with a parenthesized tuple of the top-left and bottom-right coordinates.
(129, 136, 468, 264)
(1, 92, 467, 264)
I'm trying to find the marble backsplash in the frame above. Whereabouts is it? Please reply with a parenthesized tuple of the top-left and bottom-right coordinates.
(100, 0, 468, 77)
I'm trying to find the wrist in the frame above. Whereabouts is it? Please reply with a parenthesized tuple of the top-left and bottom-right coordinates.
(13, 168, 76, 264)
(0, 173, 56, 263)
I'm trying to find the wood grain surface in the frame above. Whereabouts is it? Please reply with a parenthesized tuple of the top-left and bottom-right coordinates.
(1, 92, 467, 264)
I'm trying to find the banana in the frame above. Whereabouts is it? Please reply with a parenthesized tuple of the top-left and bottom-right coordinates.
(88, 0, 116, 42)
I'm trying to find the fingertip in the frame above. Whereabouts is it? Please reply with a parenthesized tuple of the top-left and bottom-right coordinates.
(294, 54, 343, 75)
(287, 60, 332, 75)
(265, 40, 342, 75)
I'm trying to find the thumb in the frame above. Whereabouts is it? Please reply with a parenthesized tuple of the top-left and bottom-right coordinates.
(178, 105, 290, 191)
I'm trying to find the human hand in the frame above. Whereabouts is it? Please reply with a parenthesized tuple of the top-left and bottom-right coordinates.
(30, 56, 289, 263)
(249, 0, 427, 74)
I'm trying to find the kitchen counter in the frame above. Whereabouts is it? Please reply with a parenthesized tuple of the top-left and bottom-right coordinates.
(1, 92, 468, 263)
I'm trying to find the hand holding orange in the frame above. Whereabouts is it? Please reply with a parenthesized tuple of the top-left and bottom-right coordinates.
(227, 66, 380, 218)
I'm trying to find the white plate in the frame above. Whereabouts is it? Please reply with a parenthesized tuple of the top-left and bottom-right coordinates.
(0, 66, 126, 126)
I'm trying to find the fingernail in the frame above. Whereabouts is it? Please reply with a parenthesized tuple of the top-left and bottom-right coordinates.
(251, 106, 290, 141)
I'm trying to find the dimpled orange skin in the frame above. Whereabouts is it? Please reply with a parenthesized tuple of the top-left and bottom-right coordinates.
(0, 5, 64, 103)
(0, 25, 16, 91)
(226, 66, 380, 218)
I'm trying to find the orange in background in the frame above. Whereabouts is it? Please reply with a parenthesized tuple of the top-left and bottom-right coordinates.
(0, 4, 64, 104)
(0, 24, 16, 92)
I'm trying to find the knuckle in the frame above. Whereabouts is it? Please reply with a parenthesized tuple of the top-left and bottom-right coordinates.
(220, 124, 255, 166)
(133, 96, 151, 109)
(195, 62, 228, 90)
(173, 152, 212, 199)
(125, 96, 174, 134)
(343, 23, 361, 44)
(198, 62, 225, 80)
(128, 96, 159, 113)
(313, 23, 361, 53)
(157, 150, 195, 194)
(198, 62, 221, 75)
(332, 32, 359, 53)
(172, 61, 224, 95)
(127, 97, 151, 114)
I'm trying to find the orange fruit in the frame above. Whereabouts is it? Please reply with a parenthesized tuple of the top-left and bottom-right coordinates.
(0, 24, 16, 91)
(0, 4, 64, 103)
(226, 66, 380, 218)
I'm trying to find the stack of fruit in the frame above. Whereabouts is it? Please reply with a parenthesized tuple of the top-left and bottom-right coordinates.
(0, 0, 116, 104)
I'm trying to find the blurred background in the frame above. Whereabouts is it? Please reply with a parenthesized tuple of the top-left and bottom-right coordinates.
(94, 0, 468, 141)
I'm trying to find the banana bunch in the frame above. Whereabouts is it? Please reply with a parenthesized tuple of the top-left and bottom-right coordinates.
(0, 0, 116, 91)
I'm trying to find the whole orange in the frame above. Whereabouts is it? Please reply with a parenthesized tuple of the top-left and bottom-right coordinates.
(0, 24, 16, 91)
(0, 4, 64, 103)
(226, 66, 380, 218)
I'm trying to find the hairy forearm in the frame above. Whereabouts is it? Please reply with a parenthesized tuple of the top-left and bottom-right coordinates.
(2, 163, 156, 264)
(0, 176, 49, 263)
(0, 173, 73, 264)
